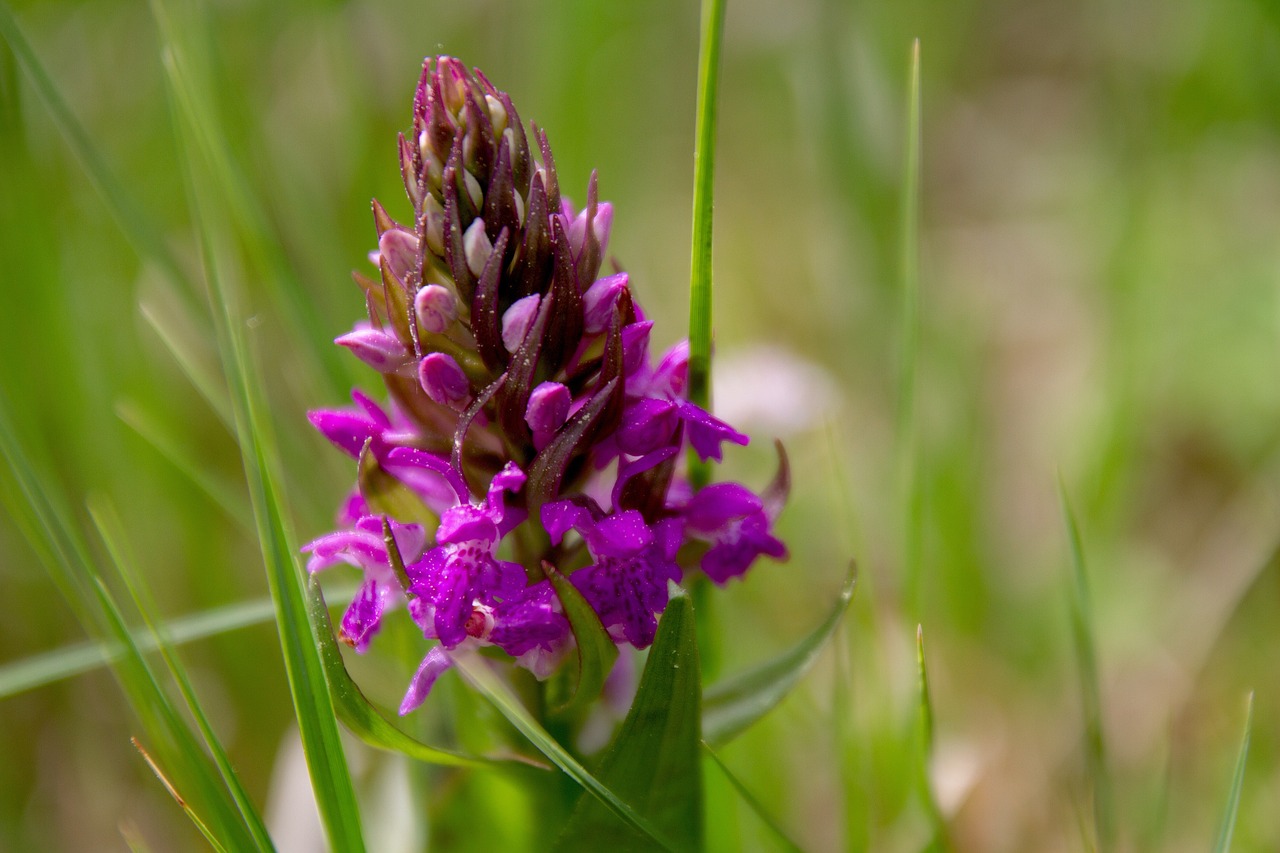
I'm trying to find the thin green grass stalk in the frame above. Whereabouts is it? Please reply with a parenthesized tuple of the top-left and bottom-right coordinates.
(139, 299, 235, 431)
(0, 398, 260, 849)
(1060, 479, 1114, 853)
(157, 5, 366, 845)
(115, 401, 250, 529)
(132, 737, 230, 853)
(897, 38, 924, 619)
(1213, 691, 1254, 853)
(0, 1, 191, 293)
(702, 743, 805, 853)
(150, 0, 350, 400)
(89, 497, 276, 852)
(834, 621, 868, 853)
(686, 0, 727, 492)
(0, 585, 353, 699)
(915, 625, 948, 851)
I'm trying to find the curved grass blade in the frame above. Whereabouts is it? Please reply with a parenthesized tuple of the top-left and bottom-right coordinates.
(451, 652, 675, 851)
(703, 563, 857, 747)
(685, 0, 727, 490)
(557, 590, 700, 852)
(546, 563, 618, 718)
(0, 399, 260, 851)
(1213, 691, 1254, 853)
(157, 8, 366, 846)
(1060, 480, 1113, 853)
(916, 625, 947, 851)
(0, 585, 355, 700)
(306, 579, 495, 768)
(132, 737, 230, 853)
(91, 498, 275, 852)
(702, 742, 804, 853)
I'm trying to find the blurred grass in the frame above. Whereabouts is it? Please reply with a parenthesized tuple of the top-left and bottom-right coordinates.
(3, 0, 1280, 849)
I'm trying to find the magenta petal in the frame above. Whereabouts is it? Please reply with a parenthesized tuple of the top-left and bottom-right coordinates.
(684, 482, 764, 532)
(617, 398, 679, 456)
(587, 510, 653, 558)
(340, 579, 386, 653)
(400, 646, 454, 714)
(437, 504, 498, 546)
(681, 402, 749, 462)
(308, 409, 378, 458)
(541, 500, 594, 545)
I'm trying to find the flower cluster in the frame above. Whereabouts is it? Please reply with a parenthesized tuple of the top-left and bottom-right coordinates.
(304, 57, 787, 714)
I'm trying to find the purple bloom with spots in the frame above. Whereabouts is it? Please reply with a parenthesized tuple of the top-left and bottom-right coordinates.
(301, 56, 788, 714)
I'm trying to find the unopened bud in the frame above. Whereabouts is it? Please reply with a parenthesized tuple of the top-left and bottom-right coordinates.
(379, 228, 419, 285)
(414, 285, 458, 334)
(423, 195, 445, 257)
(464, 169, 484, 211)
(592, 202, 614, 256)
(621, 321, 653, 376)
(463, 218, 494, 277)
(486, 94, 508, 137)
(582, 272, 628, 334)
(501, 294, 541, 352)
(419, 352, 471, 410)
(336, 327, 409, 373)
(525, 381, 571, 449)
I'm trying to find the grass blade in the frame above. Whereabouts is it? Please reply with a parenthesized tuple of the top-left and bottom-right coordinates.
(916, 625, 947, 851)
(132, 737, 230, 853)
(0, 396, 260, 850)
(558, 591, 701, 851)
(898, 38, 924, 618)
(1060, 479, 1114, 853)
(91, 497, 275, 852)
(0, 1, 190, 291)
(156, 2, 367, 845)
(702, 742, 804, 853)
(685, 0, 727, 490)
(452, 651, 675, 851)
(1213, 691, 1254, 853)
(703, 563, 856, 746)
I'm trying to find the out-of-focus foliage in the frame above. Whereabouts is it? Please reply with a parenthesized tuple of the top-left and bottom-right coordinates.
(3, 0, 1280, 849)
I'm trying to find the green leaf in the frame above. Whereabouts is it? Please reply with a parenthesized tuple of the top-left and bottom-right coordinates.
(358, 441, 438, 531)
(685, 0, 727, 490)
(1213, 691, 1254, 853)
(558, 590, 701, 852)
(1060, 480, 1113, 853)
(451, 651, 675, 851)
(545, 563, 618, 718)
(915, 625, 947, 851)
(702, 742, 804, 853)
(703, 563, 857, 747)
(305, 578, 497, 769)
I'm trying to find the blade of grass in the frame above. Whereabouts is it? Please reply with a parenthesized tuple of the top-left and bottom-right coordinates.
(0, 1, 190, 292)
(90, 497, 276, 852)
(132, 737, 230, 853)
(703, 563, 856, 746)
(898, 38, 924, 619)
(0, 396, 260, 850)
(139, 298, 235, 431)
(1213, 691, 1254, 853)
(685, 0, 727, 491)
(915, 625, 947, 851)
(702, 743, 805, 853)
(116, 400, 249, 529)
(0, 585, 351, 700)
(157, 4, 366, 846)
(452, 651, 676, 851)
(1060, 479, 1114, 853)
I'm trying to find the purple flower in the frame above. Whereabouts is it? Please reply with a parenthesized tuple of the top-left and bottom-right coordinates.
(543, 503, 682, 648)
(302, 516, 427, 652)
(680, 482, 788, 584)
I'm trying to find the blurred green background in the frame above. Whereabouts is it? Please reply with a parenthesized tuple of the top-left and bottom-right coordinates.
(3, 0, 1280, 849)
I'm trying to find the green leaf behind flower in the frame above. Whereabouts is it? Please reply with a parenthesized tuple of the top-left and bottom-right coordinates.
(703, 563, 857, 747)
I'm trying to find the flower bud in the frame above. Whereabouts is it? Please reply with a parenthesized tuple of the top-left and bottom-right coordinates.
(378, 228, 419, 286)
(486, 94, 508, 137)
(423, 195, 446, 257)
(621, 321, 653, 376)
(582, 272, 628, 334)
(414, 284, 457, 334)
(464, 218, 493, 278)
(336, 327, 409, 373)
(501, 294, 541, 352)
(526, 381, 571, 449)
(419, 352, 471, 410)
